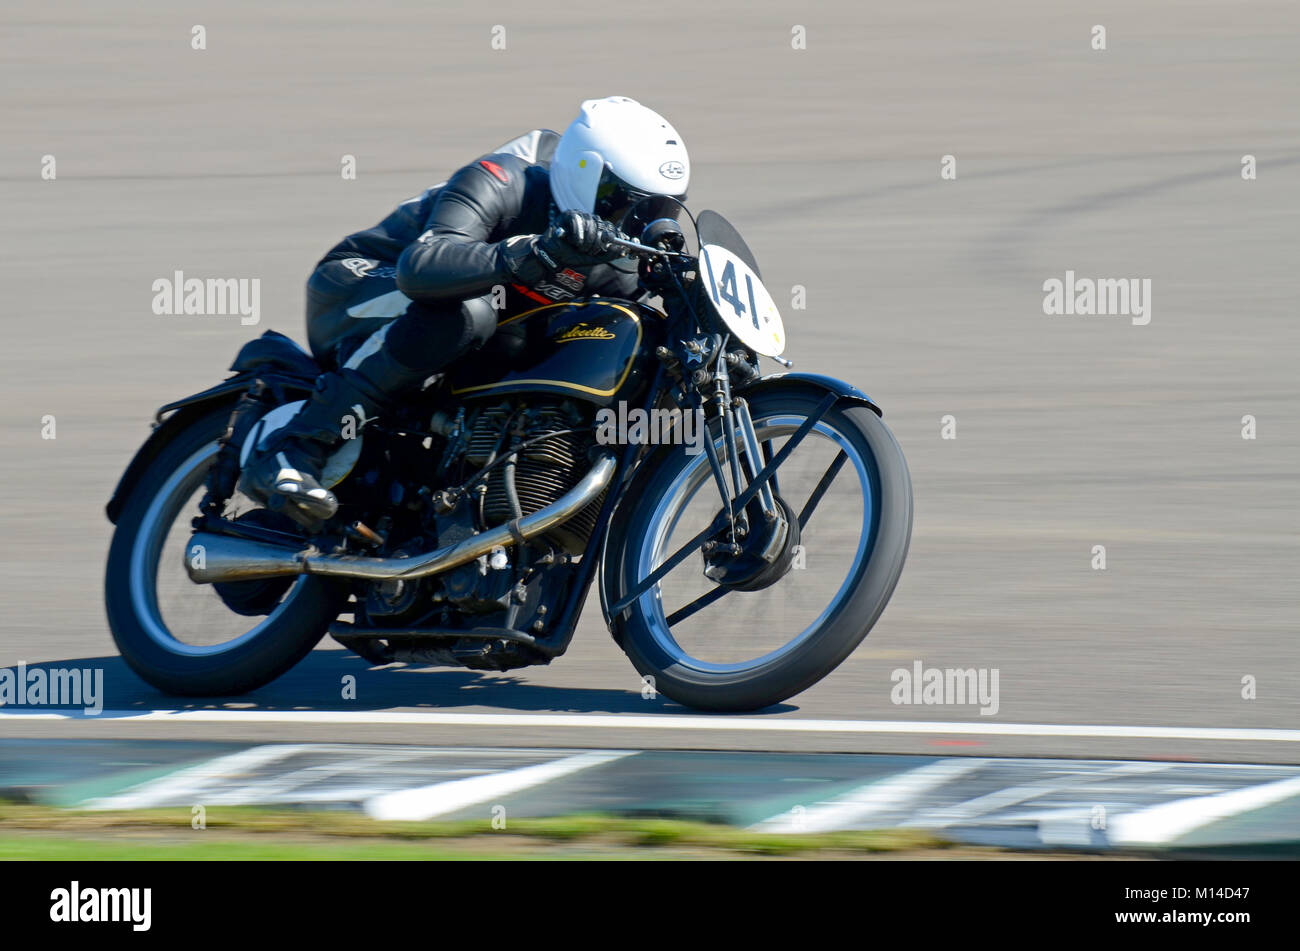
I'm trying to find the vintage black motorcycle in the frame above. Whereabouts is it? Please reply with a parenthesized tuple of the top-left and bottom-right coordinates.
(104, 199, 912, 711)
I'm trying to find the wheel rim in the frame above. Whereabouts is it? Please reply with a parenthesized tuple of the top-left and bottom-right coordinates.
(635, 414, 876, 674)
(128, 441, 309, 656)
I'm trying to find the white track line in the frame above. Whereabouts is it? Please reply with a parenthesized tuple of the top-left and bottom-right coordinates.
(364, 750, 636, 821)
(1108, 774, 1300, 846)
(752, 758, 989, 833)
(200, 746, 422, 806)
(4, 709, 1300, 743)
(83, 744, 313, 810)
(901, 761, 1171, 829)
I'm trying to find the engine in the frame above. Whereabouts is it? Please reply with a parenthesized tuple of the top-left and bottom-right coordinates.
(462, 399, 606, 555)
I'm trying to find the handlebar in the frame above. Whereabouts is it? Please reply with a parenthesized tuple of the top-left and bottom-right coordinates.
(553, 226, 691, 259)
(605, 233, 691, 258)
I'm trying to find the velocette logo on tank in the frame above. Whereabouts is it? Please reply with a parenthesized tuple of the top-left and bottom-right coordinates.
(659, 161, 685, 180)
(556, 322, 617, 343)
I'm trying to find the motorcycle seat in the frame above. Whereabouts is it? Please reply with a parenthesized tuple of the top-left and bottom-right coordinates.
(230, 330, 321, 380)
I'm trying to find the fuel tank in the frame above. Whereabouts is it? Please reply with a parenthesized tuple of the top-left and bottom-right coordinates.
(449, 299, 662, 407)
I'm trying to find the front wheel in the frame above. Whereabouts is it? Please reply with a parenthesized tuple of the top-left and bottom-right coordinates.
(105, 405, 346, 696)
(604, 387, 912, 712)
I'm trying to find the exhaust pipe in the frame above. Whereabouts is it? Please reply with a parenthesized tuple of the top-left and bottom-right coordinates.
(185, 452, 617, 585)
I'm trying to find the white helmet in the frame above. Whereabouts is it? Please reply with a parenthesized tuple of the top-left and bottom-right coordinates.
(549, 97, 689, 220)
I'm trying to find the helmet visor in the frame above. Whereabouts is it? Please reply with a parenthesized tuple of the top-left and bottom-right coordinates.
(620, 194, 689, 242)
(594, 165, 686, 222)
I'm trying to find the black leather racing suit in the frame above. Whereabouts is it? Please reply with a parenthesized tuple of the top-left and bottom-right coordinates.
(304, 129, 640, 395)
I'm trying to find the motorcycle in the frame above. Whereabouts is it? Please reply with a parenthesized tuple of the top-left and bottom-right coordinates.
(104, 198, 912, 711)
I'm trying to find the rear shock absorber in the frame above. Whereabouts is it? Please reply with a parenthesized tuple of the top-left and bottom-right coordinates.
(198, 380, 274, 520)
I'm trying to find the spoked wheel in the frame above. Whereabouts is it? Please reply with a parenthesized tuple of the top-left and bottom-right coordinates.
(105, 406, 346, 696)
(605, 387, 912, 711)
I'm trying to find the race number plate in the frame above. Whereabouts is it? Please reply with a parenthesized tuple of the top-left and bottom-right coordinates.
(698, 244, 786, 356)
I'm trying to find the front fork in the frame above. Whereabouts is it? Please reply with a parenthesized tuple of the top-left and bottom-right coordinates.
(666, 334, 781, 553)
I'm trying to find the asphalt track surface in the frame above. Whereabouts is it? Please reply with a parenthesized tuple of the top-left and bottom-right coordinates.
(1, 3, 1297, 763)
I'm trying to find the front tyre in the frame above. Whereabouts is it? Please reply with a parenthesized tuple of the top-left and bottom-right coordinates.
(604, 388, 912, 712)
(105, 406, 345, 696)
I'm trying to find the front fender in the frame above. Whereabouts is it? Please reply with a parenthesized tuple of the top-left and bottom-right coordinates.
(737, 371, 883, 416)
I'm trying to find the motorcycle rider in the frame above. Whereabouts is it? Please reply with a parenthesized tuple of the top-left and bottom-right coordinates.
(239, 96, 690, 528)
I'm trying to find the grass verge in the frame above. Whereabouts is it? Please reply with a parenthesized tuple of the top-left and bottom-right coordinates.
(0, 800, 951, 860)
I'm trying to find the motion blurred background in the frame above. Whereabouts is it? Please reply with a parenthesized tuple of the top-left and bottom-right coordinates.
(0, 1, 1296, 762)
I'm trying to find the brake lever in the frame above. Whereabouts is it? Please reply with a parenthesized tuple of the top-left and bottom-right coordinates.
(553, 225, 690, 259)
(603, 234, 692, 259)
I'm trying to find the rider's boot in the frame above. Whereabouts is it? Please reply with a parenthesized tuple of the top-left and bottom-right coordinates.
(239, 369, 389, 530)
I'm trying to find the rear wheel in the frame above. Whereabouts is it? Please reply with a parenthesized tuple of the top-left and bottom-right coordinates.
(105, 406, 346, 696)
(604, 388, 912, 712)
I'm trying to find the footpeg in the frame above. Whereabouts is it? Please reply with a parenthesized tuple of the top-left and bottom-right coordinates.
(346, 520, 385, 548)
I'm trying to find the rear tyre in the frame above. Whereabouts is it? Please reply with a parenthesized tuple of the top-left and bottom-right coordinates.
(105, 405, 346, 696)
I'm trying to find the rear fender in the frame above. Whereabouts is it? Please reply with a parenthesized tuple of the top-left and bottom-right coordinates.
(107, 331, 323, 524)
(105, 372, 313, 524)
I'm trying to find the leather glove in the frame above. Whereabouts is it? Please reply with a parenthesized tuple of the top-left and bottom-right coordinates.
(499, 211, 626, 284)
(537, 211, 626, 269)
